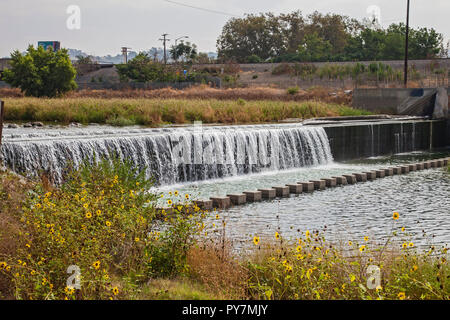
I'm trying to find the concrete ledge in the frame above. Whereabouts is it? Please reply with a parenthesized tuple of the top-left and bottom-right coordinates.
(384, 168, 394, 176)
(408, 164, 417, 171)
(363, 171, 377, 180)
(333, 176, 348, 185)
(401, 166, 410, 174)
(226, 194, 247, 205)
(272, 186, 290, 197)
(343, 175, 357, 184)
(375, 170, 385, 178)
(436, 159, 444, 167)
(353, 173, 367, 182)
(415, 163, 424, 170)
(299, 182, 314, 192)
(286, 184, 303, 194)
(323, 177, 337, 187)
(310, 180, 326, 190)
(430, 160, 438, 168)
(423, 161, 432, 169)
(257, 188, 276, 199)
(243, 191, 262, 202)
(210, 197, 231, 209)
(194, 200, 213, 210)
(443, 158, 449, 166)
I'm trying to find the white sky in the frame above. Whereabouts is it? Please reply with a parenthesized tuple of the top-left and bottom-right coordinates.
(1, 0, 449, 57)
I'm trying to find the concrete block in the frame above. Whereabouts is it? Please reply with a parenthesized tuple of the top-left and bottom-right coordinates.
(257, 188, 276, 199)
(210, 197, 231, 209)
(243, 191, 262, 202)
(298, 182, 314, 192)
(436, 160, 443, 167)
(375, 170, 385, 178)
(272, 186, 290, 197)
(384, 168, 394, 176)
(401, 166, 410, 174)
(323, 177, 337, 187)
(342, 175, 356, 184)
(353, 173, 367, 182)
(333, 176, 348, 185)
(226, 194, 247, 205)
(443, 158, 449, 166)
(363, 171, 377, 180)
(430, 160, 438, 168)
(416, 163, 424, 170)
(286, 184, 303, 194)
(194, 200, 213, 210)
(408, 164, 417, 171)
(310, 180, 326, 190)
(423, 161, 431, 169)
(393, 167, 402, 175)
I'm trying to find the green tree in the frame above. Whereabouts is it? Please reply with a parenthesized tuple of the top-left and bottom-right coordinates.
(116, 52, 165, 82)
(3, 45, 77, 97)
(297, 32, 332, 62)
(169, 42, 198, 63)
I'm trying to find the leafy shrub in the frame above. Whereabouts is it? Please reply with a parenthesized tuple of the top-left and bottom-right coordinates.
(287, 87, 300, 95)
(3, 45, 77, 97)
(0, 158, 158, 299)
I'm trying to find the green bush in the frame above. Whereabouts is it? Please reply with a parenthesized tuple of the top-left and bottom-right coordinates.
(3, 45, 77, 97)
(287, 87, 300, 95)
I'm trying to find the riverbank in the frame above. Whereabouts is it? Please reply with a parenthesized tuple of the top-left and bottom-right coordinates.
(1, 96, 370, 127)
(0, 162, 448, 300)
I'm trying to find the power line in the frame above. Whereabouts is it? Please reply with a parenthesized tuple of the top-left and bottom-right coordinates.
(163, 0, 241, 17)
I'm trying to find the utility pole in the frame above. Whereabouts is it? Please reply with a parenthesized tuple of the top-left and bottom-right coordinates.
(121, 47, 131, 64)
(159, 33, 170, 65)
(404, 0, 410, 87)
(0, 100, 4, 146)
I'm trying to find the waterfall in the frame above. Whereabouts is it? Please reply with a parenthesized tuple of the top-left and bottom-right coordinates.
(0, 124, 333, 185)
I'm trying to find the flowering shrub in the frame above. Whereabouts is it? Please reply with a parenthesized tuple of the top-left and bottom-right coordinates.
(246, 213, 449, 300)
(0, 158, 159, 299)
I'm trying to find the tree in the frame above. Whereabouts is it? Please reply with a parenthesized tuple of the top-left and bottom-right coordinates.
(3, 45, 77, 97)
(169, 42, 198, 63)
(116, 52, 164, 82)
(75, 55, 95, 64)
(297, 32, 332, 62)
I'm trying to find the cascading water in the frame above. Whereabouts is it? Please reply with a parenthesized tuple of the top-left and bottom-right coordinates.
(0, 124, 333, 185)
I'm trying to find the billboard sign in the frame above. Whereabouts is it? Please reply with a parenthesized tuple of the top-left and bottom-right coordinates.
(38, 41, 61, 51)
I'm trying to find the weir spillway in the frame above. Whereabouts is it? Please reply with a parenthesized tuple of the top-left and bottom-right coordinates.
(0, 124, 333, 185)
(0, 119, 448, 185)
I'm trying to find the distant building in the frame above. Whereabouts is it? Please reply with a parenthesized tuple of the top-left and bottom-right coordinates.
(38, 41, 61, 51)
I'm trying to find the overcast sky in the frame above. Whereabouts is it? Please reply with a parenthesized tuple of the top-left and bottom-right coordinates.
(1, 0, 449, 57)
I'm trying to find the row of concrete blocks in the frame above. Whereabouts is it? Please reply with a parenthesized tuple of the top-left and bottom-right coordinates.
(181, 157, 449, 211)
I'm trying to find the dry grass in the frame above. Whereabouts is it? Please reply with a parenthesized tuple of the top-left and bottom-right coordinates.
(187, 244, 248, 299)
(0, 85, 352, 104)
(0, 170, 34, 299)
(2, 95, 369, 126)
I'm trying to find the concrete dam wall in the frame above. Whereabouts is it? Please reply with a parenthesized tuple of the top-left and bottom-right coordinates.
(323, 119, 448, 161)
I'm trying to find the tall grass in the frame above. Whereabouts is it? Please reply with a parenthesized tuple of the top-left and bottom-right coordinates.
(3, 97, 371, 126)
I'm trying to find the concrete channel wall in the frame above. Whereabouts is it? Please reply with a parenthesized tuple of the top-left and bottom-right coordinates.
(323, 120, 448, 161)
(352, 88, 450, 114)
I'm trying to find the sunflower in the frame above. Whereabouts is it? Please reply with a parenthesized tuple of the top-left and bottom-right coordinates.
(85, 212, 92, 219)
(253, 236, 260, 246)
(393, 212, 399, 220)
(112, 287, 119, 296)
(105, 221, 112, 227)
(364, 236, 369, 242)
(185, 194, 189, 199)
(275, 232, 280, 240)
(167, 199, 173, 205)
(359, 245, 366, 252)
(92, 260, 101, 270)
(397, 292, 406, 300)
